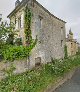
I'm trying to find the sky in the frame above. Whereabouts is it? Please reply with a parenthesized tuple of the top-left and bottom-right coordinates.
(0, 0, 80, 42)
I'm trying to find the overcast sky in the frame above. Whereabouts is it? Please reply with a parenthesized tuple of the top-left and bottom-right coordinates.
(0, 0, 80, 42)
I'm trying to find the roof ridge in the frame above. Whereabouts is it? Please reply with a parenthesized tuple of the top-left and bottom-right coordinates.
(35, 0, 66, 23)
(7, 0, 66, 23)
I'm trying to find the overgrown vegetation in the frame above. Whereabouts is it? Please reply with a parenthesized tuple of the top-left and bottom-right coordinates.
(24, 6, 32, 46)
(64, 45, 68, 59)
(2, 42, 36, 61)
(14, 38, 22, 46)
(0, 5, 80, 92)
(0, 55, 80, 92)
(0, 22, 15, 60)
(0, 6, 37, 61)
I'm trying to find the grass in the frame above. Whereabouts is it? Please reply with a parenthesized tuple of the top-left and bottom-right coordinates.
(0, 55, 80, 92)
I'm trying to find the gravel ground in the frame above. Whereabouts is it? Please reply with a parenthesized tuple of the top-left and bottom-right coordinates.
(54, 68, 80, 92)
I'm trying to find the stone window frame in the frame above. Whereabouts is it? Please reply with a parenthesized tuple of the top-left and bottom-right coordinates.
(18, 16, 21, 29)
(38, 15, 43, 30)
(15, 17, 16, 25)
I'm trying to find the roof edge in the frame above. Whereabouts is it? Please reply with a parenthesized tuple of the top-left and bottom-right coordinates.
(7, 0, 29, 18)
(34, 0, 66, 23)
(7, 0, 66, 23)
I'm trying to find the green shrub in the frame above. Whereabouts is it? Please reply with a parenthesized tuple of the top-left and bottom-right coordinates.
(2, 38, 37, 62)
(64, 45, 68, 59)
(2, 46, 28, 61)
(15, 38, 22, 46)
(0, 55, 80, 92)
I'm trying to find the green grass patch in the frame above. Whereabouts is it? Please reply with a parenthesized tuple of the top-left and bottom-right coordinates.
(0, 55, 80, 92)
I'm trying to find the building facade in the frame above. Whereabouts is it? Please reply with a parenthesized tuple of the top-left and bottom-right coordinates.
(66, 29, 78, 56)
(8, 0, 66, 67)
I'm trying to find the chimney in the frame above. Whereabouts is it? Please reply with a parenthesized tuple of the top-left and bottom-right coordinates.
(0, 14, 2, 21)
(15, 0, 20, 7)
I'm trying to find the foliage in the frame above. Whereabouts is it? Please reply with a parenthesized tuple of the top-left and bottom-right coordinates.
(24, 6, 32, 46)
(0, 22, 16, 60)
(24, 6, 37, 62)
(0, 55, 80, 92)
(64, 45, 68, 59)
(0, 7, 37, 61)
(6, 33, 14, 45)
(2, 39, 37, 62)
(6, 22, 15, 45)
(4, 63, 16, 77)
(0, 22, 15, 44)
(15, 38, 22, 46)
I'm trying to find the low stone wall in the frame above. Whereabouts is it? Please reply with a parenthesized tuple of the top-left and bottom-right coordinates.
(44, 69, 76, 92)
(0, 59, 30, 80)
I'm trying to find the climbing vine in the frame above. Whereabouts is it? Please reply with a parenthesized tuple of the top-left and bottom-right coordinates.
(24, 6, 37, 63)
(24, 6, 32, 46)
(64, 45, 68, 59)
(1, 6, 37, 62)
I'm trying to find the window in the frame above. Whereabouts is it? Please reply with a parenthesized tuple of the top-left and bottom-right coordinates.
(21, 14, 24, 28)
(61, 40, 63, 47)
(61, 27, 63, 36)
(15, 17, 16, 24)
(18, 16, 21, 29)
(71, 43, 73, 48)
(35, 16, 43, 32)
(31, 0, 34, 7)
(38, 16, 43, 30)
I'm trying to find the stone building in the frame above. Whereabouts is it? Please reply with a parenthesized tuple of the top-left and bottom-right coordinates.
(66, 29, 78, 56)
(8, 0, 66, 68)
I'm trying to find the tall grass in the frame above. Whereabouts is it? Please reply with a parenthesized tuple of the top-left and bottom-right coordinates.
(0, 55, 80, 92)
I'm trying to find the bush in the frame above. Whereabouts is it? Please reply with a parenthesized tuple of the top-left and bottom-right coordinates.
(2, 38, 37, 61)
(64, 45, 68, 59)
(0, 55, 80, 92)
(15, 38, 22, 46)
(2, 46, 28, 61)
(2, 45, 35, 62)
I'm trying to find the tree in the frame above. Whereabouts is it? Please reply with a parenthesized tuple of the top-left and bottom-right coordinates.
(64, 45, 68, 59)
(0, 22, 15, 45)
(0, 22, 15, 60)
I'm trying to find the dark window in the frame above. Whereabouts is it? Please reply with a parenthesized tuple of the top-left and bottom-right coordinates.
(18, 16, 21, 29)
(38, 16, 43, 30)
(71, 43, 73, 48)
(61, 40, 63, 47)
(61, 27, 63, 36)
(15, 17, 16, 24)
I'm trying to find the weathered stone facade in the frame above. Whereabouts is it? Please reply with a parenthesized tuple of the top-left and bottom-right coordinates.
(8, 0, 66, 68)
(66, 30, 78, 56)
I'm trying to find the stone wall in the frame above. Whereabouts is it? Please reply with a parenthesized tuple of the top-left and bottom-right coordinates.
(66, 41, 77, 56)
(30, 1, 66, 66)
(0, 59, 30, 80)
(9, 0, 66, 67)
(10, 7, 26, 46)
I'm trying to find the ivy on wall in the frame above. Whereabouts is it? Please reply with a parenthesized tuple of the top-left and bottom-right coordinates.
(24, 6, 32, 46)
(64, 45, 68, 59)
(24, 5, 37, 63)
(1, 6, 37, 62)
